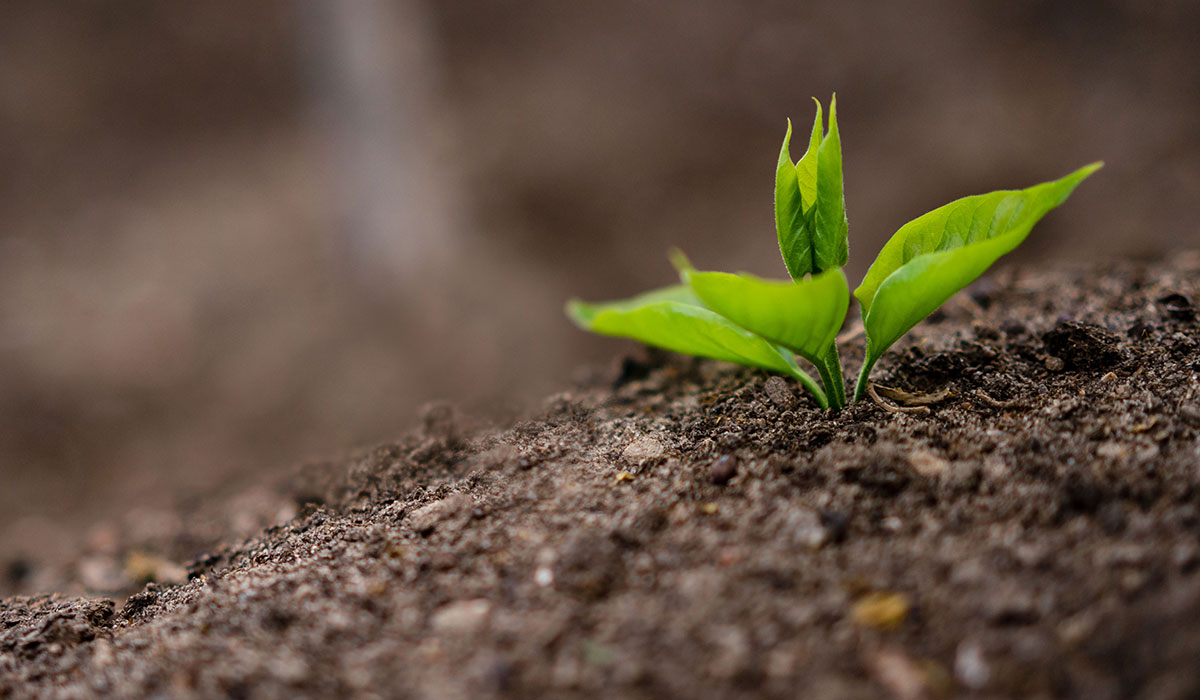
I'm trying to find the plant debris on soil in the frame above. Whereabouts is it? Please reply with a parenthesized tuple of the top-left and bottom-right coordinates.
(5, 257, 1200, 699)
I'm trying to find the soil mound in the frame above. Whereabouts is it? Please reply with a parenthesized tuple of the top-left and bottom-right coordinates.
(4, 259, 1200, 698)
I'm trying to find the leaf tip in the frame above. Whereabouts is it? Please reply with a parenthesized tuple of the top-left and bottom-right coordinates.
(565, 298, 595, 327)
(668, 248, 695, 279)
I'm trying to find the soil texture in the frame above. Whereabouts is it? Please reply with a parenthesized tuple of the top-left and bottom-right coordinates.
(5, 257, 1200, 699)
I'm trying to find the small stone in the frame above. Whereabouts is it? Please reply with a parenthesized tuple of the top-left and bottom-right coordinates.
(709, 455, 738, 485)
(431, 599, 491, 636)
(1057, 611, 1098, 646)
(622, 436, 666, 466)
(408, 494, 471, 535)
(763, 376, 796, 410)
(555, 533, 625, 600)
(268, 651, 311, 684)
(907, 450, 949, 478)
(954, 639, 990, 689)
(868, 648, 929, 700)
(819, 511, 849, 544)
(986, 587, 1039, 625)
(783, 508, 829, 549)
(852, 592, 910, 630)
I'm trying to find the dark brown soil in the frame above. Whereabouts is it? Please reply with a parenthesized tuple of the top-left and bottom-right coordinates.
(5, 257, 1200, 699)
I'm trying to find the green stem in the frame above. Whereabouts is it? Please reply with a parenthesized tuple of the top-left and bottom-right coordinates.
(822, 342, 846, 408)
(853, 347, 878, 402)
(811, 355, 839, 410)
(793, 367, 829, 410)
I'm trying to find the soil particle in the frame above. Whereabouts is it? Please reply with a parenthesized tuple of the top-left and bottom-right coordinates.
(407, 493, 472, 535)
(553, 533, 625, 600)
(762, 376, 796, 411)
(6, 259, 1200, 698)
(1041, 321, 1125, 371)
(620, 436, 667, 467)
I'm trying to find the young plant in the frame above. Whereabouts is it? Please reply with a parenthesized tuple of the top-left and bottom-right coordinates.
(567, 96, 1099, 409)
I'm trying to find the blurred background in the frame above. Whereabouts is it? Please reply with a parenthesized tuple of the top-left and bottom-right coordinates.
(1, 1, 1198, 552)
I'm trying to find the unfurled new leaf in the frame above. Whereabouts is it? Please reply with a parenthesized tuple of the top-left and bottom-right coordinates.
(775, 97, 848, 280)
(853, 163, 1102, 397)
(566, 286, 828, 406)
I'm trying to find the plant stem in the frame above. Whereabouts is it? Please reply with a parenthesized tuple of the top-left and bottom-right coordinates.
(812, 349, 843, 410)
(853, 350, 878, 402)
(822, 342, 846, 408)
(794, 369, 829, 410)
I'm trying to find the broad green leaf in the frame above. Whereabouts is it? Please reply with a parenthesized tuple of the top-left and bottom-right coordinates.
(853, 162, 1101, 396)
(775, 119, 813, 279)
(813, 95, 848, 272)
(682, 267, 849, 366)
(566, 286, 827, 405)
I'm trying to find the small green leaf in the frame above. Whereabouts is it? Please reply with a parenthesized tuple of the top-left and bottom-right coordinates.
(813, 94, 848, 272)
(566, 285, 827, 406)
(682, 267, 849, 367)
(853, 162, 1101, 397)
(775, 119, 813, 279)
(776, 98, 847, 280)
(795, 100, 824, 212)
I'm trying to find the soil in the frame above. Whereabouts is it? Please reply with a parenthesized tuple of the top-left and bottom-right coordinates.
(5, 256, 1200, 699)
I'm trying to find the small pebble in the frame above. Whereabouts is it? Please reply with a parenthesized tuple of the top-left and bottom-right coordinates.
(851, 592, 909, 630)
(709, 455, 738, 485)
(408, 494, 471, 535)
(622, 436, 666, 466)
(784, 508, 829, 549)
(868, 648, 930, 700)
(819, 511, 849, 544)
(955, 639, 990, 689)
(431, 599, 491, 636)
(907, 450, 949, 478)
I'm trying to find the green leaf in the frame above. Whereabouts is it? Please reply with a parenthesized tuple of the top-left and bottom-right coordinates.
(795, 100, 823, 212)
(813, 94, 848, 272)
(566, 285, 827, 406)
(776, 98, 847, 280)
(682, 267, 849, 367)
(775, 119, 813, 280)
(853, 162, 1101, 397)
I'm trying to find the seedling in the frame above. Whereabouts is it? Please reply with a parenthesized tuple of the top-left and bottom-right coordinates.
(568, 96, 1100, 409)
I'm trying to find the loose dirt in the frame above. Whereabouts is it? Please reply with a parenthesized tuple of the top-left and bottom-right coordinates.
(4, 257, 1200, 699)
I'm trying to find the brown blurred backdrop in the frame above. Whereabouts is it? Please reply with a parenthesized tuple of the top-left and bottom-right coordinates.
(2, 1, 1198, 546)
